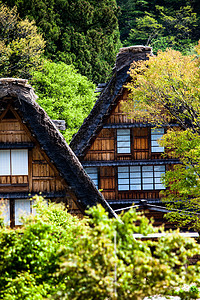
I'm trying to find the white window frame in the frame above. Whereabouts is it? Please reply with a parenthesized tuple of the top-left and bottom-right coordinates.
(117, 129, 131, 154)
(0, 199, 10, 226)
(15, 199, 31, 225)
(0, 149, 28, 176)
(118, 165, 165, 191)
(85, 167, 99, 189)
(151, 128, 165, 153)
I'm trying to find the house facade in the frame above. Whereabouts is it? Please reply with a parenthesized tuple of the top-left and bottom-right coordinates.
(70, 46, 179, 227)
(0, 78, 116, 226)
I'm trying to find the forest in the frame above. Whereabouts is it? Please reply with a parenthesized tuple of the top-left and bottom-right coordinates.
(1, 0, 200, 141)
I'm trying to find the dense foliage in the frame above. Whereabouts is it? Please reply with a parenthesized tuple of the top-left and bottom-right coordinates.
(30, 60, 96, 143)
(4, 0, 121, 83)
(0, 3, 45, 78)
(123, 44, 200, 230)
(0, 197, 200, 299)
(117, 0, 200, 53)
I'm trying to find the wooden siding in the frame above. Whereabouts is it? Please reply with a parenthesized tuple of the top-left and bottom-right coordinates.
(32, 147, 64, 193)
(100, 167, 115, 200)
(106, 90, 148, 124)
(97, 166, 163, 202)
(0, 120, 32, 143)
(84, 127, 164, 161)
(84, 129, 115, 161)
(0, 107, 82, 217)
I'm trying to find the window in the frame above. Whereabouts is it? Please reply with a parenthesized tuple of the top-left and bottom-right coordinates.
(85, 167, 98, 189)
(0, 149, 28, 175)
(118, 166, 141, 191)
(0, 199, 35, 226)
(118, 165, 165, 191)
(151, 128, 164, 152)
(15, 199, 31, 225)
(117, 129, 131, 153)
(0, 199, 10, 225)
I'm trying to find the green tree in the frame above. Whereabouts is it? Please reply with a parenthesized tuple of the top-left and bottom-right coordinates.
(0, 3, 45, 78)
(0, 198, 200, 299)
(52, 205, 200, 299)
(123, 45, 200, 231)
(126, 12, 164, 48)
(116, 0, 150, 42)
(30, 59, 97, 143)
(4, 0, 121, 83)
(125, 5, 198, 53)
(0, 196, 86, 299)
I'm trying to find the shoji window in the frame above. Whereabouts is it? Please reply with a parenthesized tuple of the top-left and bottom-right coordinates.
(151, 128, 164, 152)
(0, 150, 10, 175)
(118, 165, 165, 191)
(142, 166, 154, 190)
(0, 199, 10, 225)
(118, 166, 129, 190)
(117, 129, 131, 153)
(15, 199, 31, 225)
(85, 167, 98, 189)
(154, 165, 165, 189)
(0, 149, 28, 175)
(130, 166, 141, 190)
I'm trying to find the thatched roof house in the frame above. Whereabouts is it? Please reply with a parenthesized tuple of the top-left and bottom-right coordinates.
(0, 78, 116, 226)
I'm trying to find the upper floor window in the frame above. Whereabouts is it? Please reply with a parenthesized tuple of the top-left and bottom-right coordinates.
(0, 149, 28, 176)
(85, 167, 98, 189)
(118, 165, 165, 191)
(117, 129, 131, 153)
(151, 128, 164, 153)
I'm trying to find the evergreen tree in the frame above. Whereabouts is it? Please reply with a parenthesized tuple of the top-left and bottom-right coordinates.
(117, 0, 200, 53)
(4, 0, 121, 83)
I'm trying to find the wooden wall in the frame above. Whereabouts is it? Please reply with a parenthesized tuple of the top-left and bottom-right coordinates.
(98, 166, 161, 201)
(31, 147, 64, 193)
(84, 127, 163, 161)
(106, 89, 148, 124)
(84, 129, 115, 161)
(0, 107, 82, 216)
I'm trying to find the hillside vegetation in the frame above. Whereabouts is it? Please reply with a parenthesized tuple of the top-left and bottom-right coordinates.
(1, 0, 200, 141)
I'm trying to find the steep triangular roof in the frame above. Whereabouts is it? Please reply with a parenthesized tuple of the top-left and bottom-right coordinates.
(0, 78, 117, 218)
(70, 46, 153, 157)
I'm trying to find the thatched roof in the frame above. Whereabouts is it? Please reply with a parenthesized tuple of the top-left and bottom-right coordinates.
(70, 46, 153, 157)
(0, 78, 117, 218)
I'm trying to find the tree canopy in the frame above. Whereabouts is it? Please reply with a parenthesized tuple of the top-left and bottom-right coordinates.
(117, 0, 200, 53)
(30, 59, 97, 143)
(0, 3, 45, 78)
(124, 45, 200, 131)
(4, 0, 121, 83)
(0, 197, 200, 299)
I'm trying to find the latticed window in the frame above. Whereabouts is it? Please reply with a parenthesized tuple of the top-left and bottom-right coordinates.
(15, 199, 31, 225)
(151, 128, 164, 152)
(0, 149, 28, 175)
(0, 199, 36, 226)
(117, 129, 131, 153)
(85, 167, 98, 189)
(118, 165, 165, 191)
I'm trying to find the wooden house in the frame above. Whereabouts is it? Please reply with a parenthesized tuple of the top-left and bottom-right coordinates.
(0, 78, 116, 226)
(70, 46, 179, 228)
